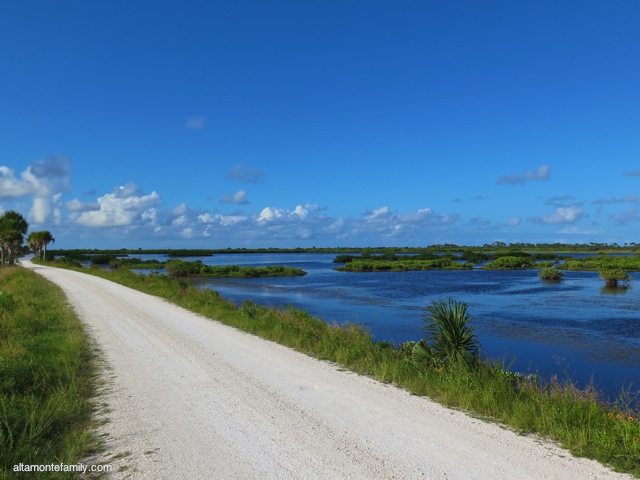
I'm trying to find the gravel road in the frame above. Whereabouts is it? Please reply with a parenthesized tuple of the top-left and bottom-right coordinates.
(24, 261, 632, 479)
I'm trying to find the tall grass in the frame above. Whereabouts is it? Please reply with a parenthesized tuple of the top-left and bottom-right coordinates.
(42, 263, 640, 477)
(0, 267, 98, 479)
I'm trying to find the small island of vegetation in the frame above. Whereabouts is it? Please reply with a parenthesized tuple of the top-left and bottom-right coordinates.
(163, 259, 306, 278)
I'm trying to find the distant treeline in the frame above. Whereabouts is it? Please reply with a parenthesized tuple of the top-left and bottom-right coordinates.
(47, 242, 640, 260)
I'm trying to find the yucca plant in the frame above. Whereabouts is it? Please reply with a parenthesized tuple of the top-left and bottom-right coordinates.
(412, 298, 479, 369)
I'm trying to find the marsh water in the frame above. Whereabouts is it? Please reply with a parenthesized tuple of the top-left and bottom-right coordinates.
(136, 253, 640, 404)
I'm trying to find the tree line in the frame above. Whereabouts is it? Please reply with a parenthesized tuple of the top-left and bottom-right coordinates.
(0, 210, 54, 265)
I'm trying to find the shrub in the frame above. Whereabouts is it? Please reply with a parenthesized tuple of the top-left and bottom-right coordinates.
(599, 269, 631, 288)
(412, 298, 479, 369)
(539, 267, 564, 280)
(483, 256, 534, 269)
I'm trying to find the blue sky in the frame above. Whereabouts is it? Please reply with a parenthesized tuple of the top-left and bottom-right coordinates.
(1, 1, 639, 248)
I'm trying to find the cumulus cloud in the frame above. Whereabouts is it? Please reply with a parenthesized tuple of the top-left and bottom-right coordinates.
(172, 203, 188, 215)
(497, 164, 550, 185)
(354, 206, 458, 238)
(257, 204, 321, 223)
(257, 207, 286, 222)
(227, 164, 265, 183)
(0, 156, 71, 198)
(506, 217, 521, 227)
(221, 189, 249, 205)
(198, 212, 247, 226)
(528, 206, 584, 225)
(1, 156, 72, 224)
(74, 184, 161, 227)
(63, 199, 100, 212)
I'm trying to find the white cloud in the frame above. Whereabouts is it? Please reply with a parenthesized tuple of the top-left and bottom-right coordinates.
(30, 197, 52, 224)
(258, 207, 285, 222)
(198, 213, 247, 226)
(221, 189, 249, 205)
(292, 205, 309, 219)
(497, 164, 550, 185)
(529, 206, 584, 225)
(64, 198, 100, 212)
(75, 184, 161, 227)
(353, 206, 458, 238)
(172, 203, 188, 215)
(506, 217, 521, 227)
(180, 227, 194, 238)
(1, 157, 72, 224)
(0, 156, 71, 199)
(171, 215, 188, 226)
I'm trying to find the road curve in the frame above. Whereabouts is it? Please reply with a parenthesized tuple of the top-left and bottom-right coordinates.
(24, 261, 630, 479)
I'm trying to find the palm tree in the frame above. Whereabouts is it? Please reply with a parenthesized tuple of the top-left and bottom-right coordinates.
(37, 230, 54, 260)
(0, 211, 28, 265)
(26, 230, 55, 260)
(412, 298, 479, 369)
(27, 232, 41, 258)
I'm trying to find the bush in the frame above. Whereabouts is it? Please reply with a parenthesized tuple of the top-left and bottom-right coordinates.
(539, 267, 564, 280)
(599, 269, 631, 288)
(483, 256, 534, 269)
(412, 298, 479, 369)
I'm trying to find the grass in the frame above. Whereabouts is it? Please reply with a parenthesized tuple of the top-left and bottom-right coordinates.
(0, 266, 99, 479)
(31, 261, 640, 476)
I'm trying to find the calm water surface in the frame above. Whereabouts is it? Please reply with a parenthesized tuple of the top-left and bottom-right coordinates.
(138, 253, 640, 403)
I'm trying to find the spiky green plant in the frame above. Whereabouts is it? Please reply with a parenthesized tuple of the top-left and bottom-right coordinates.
(412, 298, 479, 369)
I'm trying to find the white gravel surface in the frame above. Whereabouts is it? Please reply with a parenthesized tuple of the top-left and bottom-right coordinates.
(24, 261, 632, 479)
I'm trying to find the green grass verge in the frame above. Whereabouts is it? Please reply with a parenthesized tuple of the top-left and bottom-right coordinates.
(36, 262, 640, 477)
(0, 267, 98, 479)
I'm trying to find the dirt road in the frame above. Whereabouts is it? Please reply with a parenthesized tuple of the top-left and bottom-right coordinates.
(24, 261, 630, 479)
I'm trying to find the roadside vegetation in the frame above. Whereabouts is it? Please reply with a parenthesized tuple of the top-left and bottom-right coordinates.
(0, 267, 98, 478)
(35, 260, 640, 477)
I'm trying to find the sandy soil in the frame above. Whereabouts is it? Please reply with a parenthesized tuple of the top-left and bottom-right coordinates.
(24, 261, 632, 479)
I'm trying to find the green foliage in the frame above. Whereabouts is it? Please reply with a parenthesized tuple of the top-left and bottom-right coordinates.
(564, 256, 640, 272)
(537, 261, 554, 269)
(539, 267, 564, 280)
(413, 298, 479, 369)
(599, 269, 632, 288)
(333, 254, 357, 263)
(483, 256, 534, 269)
(0, 211, 28, 265)
(0, 267, 96, 474)
(26, 230, 55, 260)
(339, 257, 471, 272)
(164, 259, 306, 278)
(0, 290, 14, 319)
